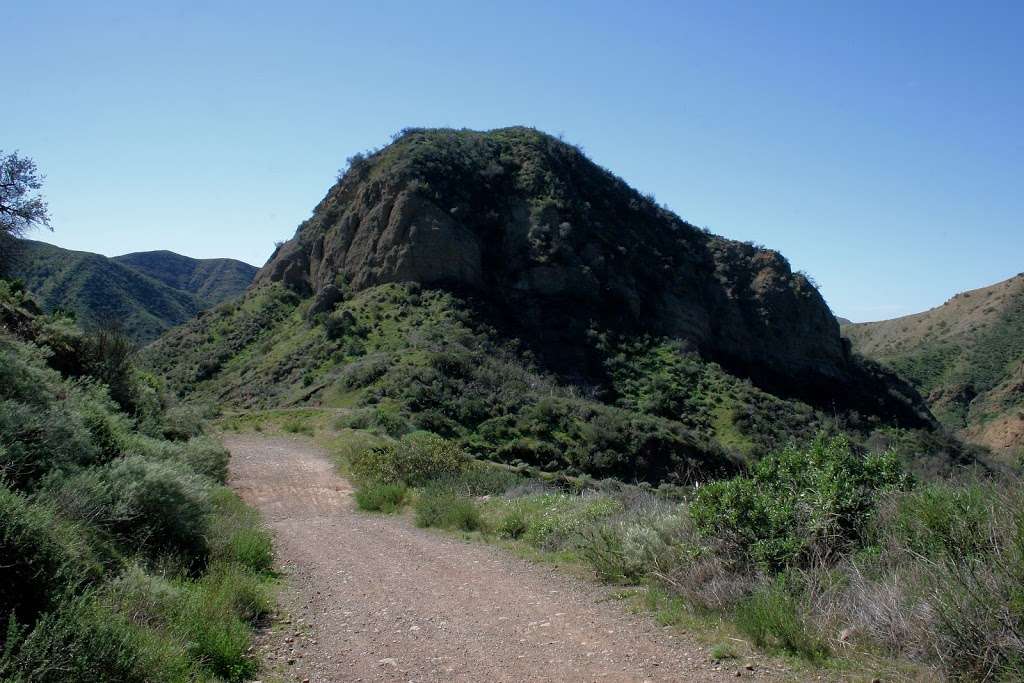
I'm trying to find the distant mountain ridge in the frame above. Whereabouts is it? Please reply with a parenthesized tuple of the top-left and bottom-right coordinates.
(113, 250, 256, 307)
(10, 240, 257, 343)
(843, 273, 1024, 457)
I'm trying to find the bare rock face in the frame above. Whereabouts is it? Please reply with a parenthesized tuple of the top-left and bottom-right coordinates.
(256, 127, 929, 425)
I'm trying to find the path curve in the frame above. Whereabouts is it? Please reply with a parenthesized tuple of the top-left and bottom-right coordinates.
(224, 434, 782, 682)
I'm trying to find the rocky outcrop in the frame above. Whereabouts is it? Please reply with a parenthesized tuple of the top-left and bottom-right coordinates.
(255, 127, 931, 426)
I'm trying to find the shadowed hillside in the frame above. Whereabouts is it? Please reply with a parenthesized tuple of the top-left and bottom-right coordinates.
(10, 240, 256, 343)
(843, 273, 1024, 457)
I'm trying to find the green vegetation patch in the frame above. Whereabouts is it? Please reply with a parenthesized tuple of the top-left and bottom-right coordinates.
(0, 281, 275, 682)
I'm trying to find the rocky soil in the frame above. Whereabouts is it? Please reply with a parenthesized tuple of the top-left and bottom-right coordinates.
(223, 434, 790, 682)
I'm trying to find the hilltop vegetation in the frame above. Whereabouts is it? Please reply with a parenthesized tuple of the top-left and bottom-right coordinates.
(9, 240, 256, 343)
(149, 127, 978, 479)
(843, 273, 1024, 457)
(0, 279, 273, 681)
(257, 127, 930, 427)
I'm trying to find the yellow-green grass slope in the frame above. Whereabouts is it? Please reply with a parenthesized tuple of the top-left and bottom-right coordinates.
(843, 273, 1024, 459)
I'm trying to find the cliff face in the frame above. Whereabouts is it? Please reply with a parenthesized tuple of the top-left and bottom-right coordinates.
(256, 127, 929, 426)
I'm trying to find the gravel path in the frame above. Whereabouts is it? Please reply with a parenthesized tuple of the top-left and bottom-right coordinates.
(224, 434, 786, 682)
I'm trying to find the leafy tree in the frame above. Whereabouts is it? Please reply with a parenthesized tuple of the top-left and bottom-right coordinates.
(1, 151, 52, 274)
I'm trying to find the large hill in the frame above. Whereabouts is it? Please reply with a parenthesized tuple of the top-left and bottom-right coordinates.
(114, 249, 257, 306)
(843, 273, 1024, 457)
(147, 127, 979, 480)
(10, 240, 256, 342)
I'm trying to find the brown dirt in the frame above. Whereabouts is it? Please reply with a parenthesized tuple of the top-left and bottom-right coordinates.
(223, 434, 789, 682)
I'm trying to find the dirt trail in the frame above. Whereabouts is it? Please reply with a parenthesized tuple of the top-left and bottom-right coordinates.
(224, 434, 786, 682)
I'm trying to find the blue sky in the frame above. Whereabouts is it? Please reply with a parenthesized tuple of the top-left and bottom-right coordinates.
(5, 1, 1021, 321)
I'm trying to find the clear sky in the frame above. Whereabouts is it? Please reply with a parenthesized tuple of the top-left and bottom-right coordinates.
(5, 1, 1022, 321)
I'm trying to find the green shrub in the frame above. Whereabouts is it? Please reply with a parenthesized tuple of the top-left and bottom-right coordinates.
(103, 564, 265, 681)
(47, 456, 212, 565)
(0, 594, 192, 683)
(196, 562, 273, 626)
(351, 431, 470, 486)
(577, 504, 693, 585)
(324, 309, 356, 340)
(428, 463, 521, 497)
(889, 482, 1024, 680)
(691, 435, 909, 569)
(0, 398, 100, 489)
(0, 336, 62, 406)
(0, 486, 103, 626)
(354, 481, 408, 513)
(206, 488, 274, 573)
(78, 325, 138, 413)
(709, 643, 739, 661)
(481, 492, 622, 551)
(0, 284, 273, 682)
(890, 482, 992, 559)
(281, 417, 313, 435)
(579, 524, 641, 583)
(154, 403, 205, 442)
(497, 509, 528, 539)
(337, 405, 412, 437)
(178, 435, 230, 482)
(734, 581, 829, 660)
(414, 488, 481, 531)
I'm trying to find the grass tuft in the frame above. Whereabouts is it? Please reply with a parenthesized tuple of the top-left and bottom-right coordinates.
(734, 581, 829, 661)
(354, 481, 408, 513)
(414, 488, 482, 531)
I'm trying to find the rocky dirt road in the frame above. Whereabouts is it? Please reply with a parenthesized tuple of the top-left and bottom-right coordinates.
(223, 434, 787, 682)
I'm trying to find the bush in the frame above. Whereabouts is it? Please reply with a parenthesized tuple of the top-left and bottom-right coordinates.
(206, 487, 274, 573)
(0, 594, 192, 683)
(337, 404, 412, 438)
(481, 492, 622, 551)
(193, 562, 272, 628)
(429, 463, 521, 497)
(350, 431, 470, 486)
(0, 486, 103, 626)
(0, 283, 273, 682)
(734, 580, 829, 660)
(324, 309, 356, 340)
(691, 435, 909, 569)
(0, 399, 101, 489)
(157, 404, 206, 441)
(497, 509, 528, 538)
(46, 456, 212, 565)
(414, 488, 481, 531)
(890, 482, 992, 559)
(579, 524, 640, 583)
(892, 482, 1024, 680)
(579, 504, 693, 585)
(78, 324, 138, 413)
(103, 564, 267, 681)
(177, 436, 230, 482)
(281, 417, 313, 435)
(354, 481, 408, 513)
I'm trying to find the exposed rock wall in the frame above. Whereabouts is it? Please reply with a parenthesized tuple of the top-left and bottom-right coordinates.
(256, 127, 930, 426)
